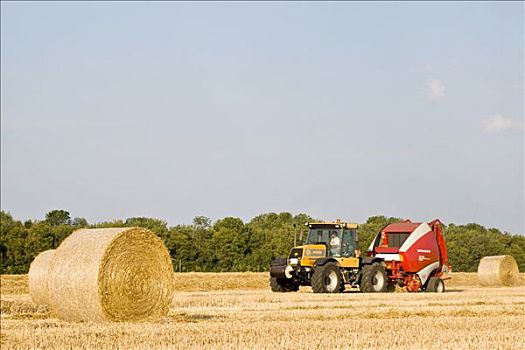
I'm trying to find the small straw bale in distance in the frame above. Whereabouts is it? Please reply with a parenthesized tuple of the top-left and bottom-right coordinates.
(477, 255, 520, 287)
(27, 249, 56, 307)
(48, 227, 175, 322)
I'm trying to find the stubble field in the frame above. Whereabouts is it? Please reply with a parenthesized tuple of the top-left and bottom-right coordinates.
(1, 273, 524, 350)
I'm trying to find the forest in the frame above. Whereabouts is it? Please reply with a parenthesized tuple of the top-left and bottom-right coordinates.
(1, 210, 524, 274)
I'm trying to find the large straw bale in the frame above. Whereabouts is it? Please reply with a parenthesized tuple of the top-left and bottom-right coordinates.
(477, 255, 519, 287)
(28, 249, 56, 307)
(48, 227, 175, 322)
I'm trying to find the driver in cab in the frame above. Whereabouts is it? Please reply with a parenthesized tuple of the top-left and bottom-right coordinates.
(329, 231, 341, 256)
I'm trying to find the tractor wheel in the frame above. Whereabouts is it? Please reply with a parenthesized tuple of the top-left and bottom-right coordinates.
(270, 277, 298, 292)
(360, 263, 388, 293)
(312, 262, 343, 293)
(425, 277, 445, 293)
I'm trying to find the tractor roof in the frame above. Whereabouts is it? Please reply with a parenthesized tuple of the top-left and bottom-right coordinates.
(306, 221, 358, 229)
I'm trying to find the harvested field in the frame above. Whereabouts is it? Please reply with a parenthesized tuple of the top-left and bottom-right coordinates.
(1, 273, 524, 350)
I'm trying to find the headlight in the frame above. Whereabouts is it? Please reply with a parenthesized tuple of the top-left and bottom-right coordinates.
(289, 258, 299, 265)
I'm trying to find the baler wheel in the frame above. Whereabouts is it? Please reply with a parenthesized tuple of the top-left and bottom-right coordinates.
(312, 262, 342, 293)
(425, 277, 445, 293)
(360, 263, 388, 293)
(270, 277, 298, 292)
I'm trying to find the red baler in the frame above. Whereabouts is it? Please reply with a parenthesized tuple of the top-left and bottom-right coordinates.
(368, 219, 451, 292)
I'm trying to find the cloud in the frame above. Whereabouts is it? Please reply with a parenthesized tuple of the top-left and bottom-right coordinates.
(425, 78, 445, 100)
(481, 114, 523, 133)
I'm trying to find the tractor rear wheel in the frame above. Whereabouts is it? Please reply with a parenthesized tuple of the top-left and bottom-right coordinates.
(312, 262, 342, 293)
(360, 263, 388, 293)
(270, 277, 298, 292)
(425, 277, 445, 293)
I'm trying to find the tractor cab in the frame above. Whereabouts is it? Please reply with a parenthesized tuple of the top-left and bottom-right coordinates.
(305, 221, 358, 258)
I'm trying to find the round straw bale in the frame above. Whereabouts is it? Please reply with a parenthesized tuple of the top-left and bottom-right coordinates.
(48, 227, 175, 322)
(477, 255, 519, 287)
(28, 249, 56, 307)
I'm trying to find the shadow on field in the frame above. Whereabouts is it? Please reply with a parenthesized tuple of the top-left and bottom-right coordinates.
(338, 288, 466, 293)
(164, 313, 223, 323)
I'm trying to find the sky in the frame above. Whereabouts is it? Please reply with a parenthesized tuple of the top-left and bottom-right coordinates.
(1, 2, 524, 233)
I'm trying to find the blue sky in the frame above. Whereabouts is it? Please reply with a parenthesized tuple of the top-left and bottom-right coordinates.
(1, 2, 524, 233)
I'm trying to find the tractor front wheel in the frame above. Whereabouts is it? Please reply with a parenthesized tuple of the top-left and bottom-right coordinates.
(360, 263, 388, 293)
(312, 262, 343, 293)
(270, 277, 298, 292)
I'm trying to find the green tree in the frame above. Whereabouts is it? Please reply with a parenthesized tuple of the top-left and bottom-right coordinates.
(211, 217, 252, 271)
(506, 235, 525, 271)
(0, 211, 28, 273)
(91, 219, 126, 228)
(45, 210, 71, 226)
(192, 216, 214, 271)
(246, 212, 315, 271)
(1, 210, 524, 274)
(165, 225, 196, 272)
(124, 217, 168, 237)
(72, 217, 89, 227)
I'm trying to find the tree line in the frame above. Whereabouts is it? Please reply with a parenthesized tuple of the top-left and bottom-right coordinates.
(1, 210, 524, 274)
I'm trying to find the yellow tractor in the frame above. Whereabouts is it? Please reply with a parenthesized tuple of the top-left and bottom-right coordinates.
(269, 220, 387, 293)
